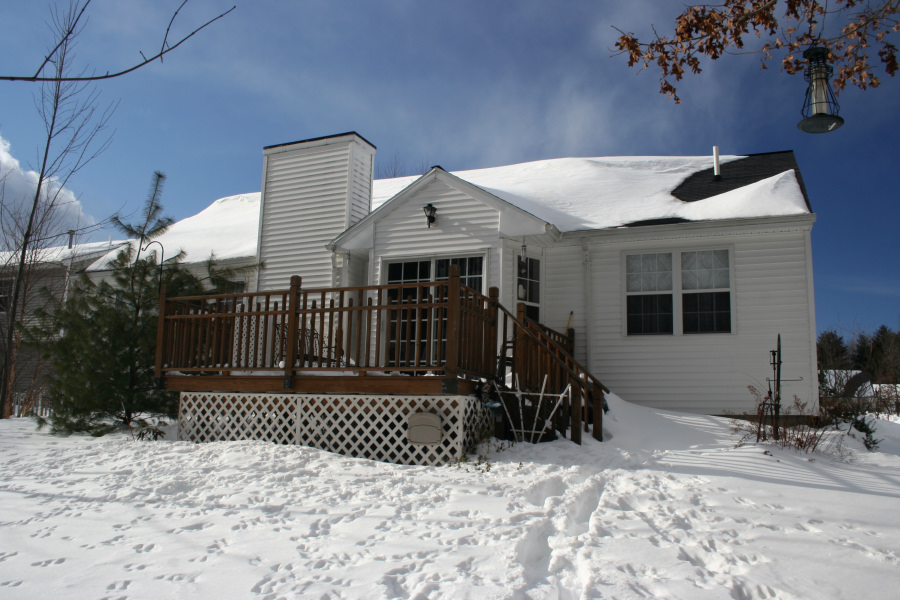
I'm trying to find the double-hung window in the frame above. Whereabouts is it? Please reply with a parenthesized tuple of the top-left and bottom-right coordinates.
(681, 250, 731, 333)
(625, 249, 732, 336)
(626, 253, 673, 335)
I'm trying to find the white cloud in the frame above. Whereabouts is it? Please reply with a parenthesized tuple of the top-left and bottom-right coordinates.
(0, 133, 93, 250)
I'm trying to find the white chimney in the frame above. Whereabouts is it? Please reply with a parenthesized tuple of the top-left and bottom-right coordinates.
(713, 146, 721, 181)
(255, 132, 376, 291)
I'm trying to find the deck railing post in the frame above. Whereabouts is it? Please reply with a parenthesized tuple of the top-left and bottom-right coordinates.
(444, 265, 460, 381)
(283, 275, 301, 389)
(593, 387, 604, 441)
(515, 302, 527, 388)
(487, 287, 499, 377)
(571, 378, 582, 444)
(154, 284, 168, 387)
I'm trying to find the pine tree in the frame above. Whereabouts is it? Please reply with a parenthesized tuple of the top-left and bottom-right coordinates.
(817, 329, 850, 370)
(26, 173, 203, 434)
(851, 332, 875, 374)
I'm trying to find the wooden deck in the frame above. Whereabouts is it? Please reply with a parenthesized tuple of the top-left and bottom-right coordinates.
(156, 266, 607, 443)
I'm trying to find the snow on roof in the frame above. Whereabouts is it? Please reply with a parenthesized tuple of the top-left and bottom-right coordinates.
(87, 193, 261, 271)
(1, 239, 130, 269)
(86, 152, 810, 271)
(372, 155, 810, 232)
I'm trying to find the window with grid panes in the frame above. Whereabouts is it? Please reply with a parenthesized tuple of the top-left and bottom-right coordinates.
(385, 260, 432, 367)
(384, 256, 484, 367)
(435, 256, 483, 292)
(517, 256, 540, 321)
(625, 253, 673, 335)
(681, 250, 731, 333)
(625, 250, 732, 336)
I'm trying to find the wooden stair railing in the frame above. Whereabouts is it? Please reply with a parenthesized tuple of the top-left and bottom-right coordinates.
(494, 301, 608, 443)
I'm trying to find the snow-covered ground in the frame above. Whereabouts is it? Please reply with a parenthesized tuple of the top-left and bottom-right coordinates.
(2, 395, 899, 599)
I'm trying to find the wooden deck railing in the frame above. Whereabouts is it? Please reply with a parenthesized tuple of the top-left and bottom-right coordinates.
(155, 266, 498, 385)
(155, 265, 607, 443)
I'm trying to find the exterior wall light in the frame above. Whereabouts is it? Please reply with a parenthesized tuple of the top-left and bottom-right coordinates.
(798, 44, 844, 134)
(423, 203, 437, 228)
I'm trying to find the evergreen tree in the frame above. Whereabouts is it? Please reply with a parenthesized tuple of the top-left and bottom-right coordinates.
(817, 330, 850, 370)
(26, 173, 202, 434)
(871, 325, 899, 383)
(851, 332, 875, 373)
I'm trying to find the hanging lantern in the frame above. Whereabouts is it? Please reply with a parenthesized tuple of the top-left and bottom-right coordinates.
(797, 44, 844, 134)
(422, 203, 437, 228)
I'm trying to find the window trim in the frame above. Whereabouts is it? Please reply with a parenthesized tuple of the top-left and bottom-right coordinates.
(622, 246, 735, 337)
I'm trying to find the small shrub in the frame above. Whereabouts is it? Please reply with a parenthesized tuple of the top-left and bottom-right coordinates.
(733, 390, 841, 454)
(135, 423, 167, 441)
(850, 416, 880, 451)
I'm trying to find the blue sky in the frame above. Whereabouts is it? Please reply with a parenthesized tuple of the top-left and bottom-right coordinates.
(1, 0, 898, 337)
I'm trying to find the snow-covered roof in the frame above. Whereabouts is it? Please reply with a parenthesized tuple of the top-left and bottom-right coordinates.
(85, 151, 812, 271)
(1, 239, 129, 270)
(87, 193, 261, 271)
(371, 153, 811, 232)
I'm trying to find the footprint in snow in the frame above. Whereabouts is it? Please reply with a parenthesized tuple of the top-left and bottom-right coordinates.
(30, 557, 65, 567)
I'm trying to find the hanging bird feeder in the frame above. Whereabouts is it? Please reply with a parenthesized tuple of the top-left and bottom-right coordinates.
(798, 44, 844, 134)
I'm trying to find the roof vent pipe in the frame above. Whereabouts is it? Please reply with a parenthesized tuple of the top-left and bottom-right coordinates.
(713, 146, 721, 181)
(67, 229, 75, 249)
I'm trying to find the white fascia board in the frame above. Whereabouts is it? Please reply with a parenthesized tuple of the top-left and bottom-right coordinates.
(499, 209, 555, 237)
(557, 212, 817, 247)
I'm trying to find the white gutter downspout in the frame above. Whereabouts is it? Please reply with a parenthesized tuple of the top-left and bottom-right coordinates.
(330, 250, 340, 288)
(582, 241, 594, 369)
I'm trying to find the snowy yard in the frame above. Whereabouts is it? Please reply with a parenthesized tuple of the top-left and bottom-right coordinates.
(2, 395, 899, 599)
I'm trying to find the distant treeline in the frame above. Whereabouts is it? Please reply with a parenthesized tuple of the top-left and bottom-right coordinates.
(818, 325, 900, 383)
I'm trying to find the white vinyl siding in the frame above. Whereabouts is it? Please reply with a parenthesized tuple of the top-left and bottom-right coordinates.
(543, 245, 587, 362)
(372, 179, 501, 291)
(343, 250, 368, 288)
(582, 222, 816, 415)
(257, 135, 374, 291)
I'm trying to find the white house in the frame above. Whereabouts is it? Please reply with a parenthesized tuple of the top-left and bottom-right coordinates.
(241, 132, 817, 416)
(84, 131, 819, 461)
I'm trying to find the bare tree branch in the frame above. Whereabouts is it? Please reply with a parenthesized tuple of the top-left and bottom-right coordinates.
(30, 0, 92, 80)
(1, 1, 236, 83)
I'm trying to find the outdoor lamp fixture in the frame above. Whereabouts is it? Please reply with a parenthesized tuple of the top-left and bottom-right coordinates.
(798, 44, 844, 134)
(141, 240, 165, 295)
(423, 203, 437, 228)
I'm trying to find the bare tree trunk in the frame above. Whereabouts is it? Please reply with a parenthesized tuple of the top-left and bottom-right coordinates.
(0, 5, 112, 419)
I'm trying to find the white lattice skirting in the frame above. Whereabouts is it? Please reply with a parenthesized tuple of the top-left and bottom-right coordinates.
(178, 392, 493, 466)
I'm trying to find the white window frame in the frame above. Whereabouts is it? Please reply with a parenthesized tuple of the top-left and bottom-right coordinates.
(622, 247, 735, 337)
